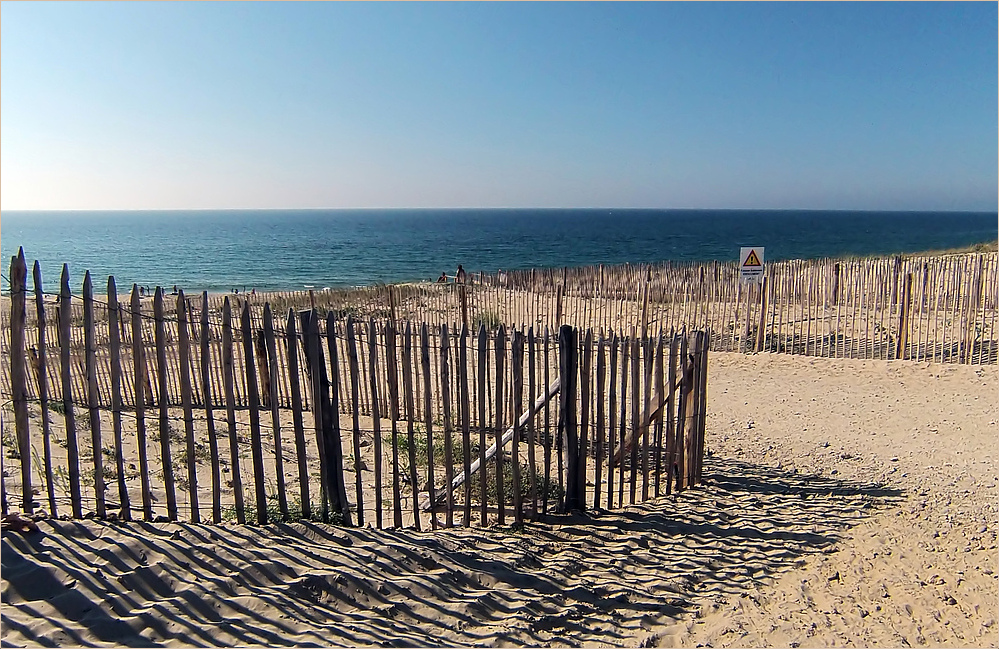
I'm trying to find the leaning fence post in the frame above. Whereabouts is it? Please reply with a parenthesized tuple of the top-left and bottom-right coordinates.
(9, 249, 32, 514)
(559, 324, 581, 512)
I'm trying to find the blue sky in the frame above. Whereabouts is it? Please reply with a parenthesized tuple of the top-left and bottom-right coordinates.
(1, 2, 996, 211)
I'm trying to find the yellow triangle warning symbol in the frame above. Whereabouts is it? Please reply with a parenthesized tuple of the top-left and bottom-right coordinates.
(743, 249, 762, 267)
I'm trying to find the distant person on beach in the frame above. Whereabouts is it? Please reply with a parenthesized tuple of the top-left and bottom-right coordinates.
(172, 285, 178, 295)
(456, 264, 466, 284)
(139, 286, 145, 297)
(251, 288, 255, 295)
(437, 272, 448, 283)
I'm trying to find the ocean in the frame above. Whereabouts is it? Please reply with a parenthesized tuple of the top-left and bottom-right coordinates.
(2, 209, 996, 294)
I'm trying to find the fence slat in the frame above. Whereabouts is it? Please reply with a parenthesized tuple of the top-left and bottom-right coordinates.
(201, 293, 222, 524)
(653, 334, 666, 497)
(345, 317, 365, 526)
(629, 333, 640, 505)
(240, 300, 267, 524)
(477, 324, 488, 526)
(131, 287, 153, 520)
(402, 322, 421, 531)
(607, 331, 617, 509)
(526, 327, 539, 518)
(439, 323, 454, 527)
(33, 261, 57, 516)
(695, 331, 709, 485)
(665, 334, 678, 495)
(286, 308, 310, 521)
(177, 292, 200, 522)
(559, 325, 581, 512)
(263, 304, 287, 519)
(577, 329, 592, 510)
(594, 333, 605, 509)
(641, 335, 654, 501)
(511, 329, 524, 525)
(83, 272, 106, 518)
(494, 325, 506, 524)
(9, 251, 31, 514)
(386, 323, 403, 528)
(153, 287, 178, 520)
(616, 333, 628, 506)
(675, 334, 691, 491)
(458, 325, 473, 526)
(107, 278, 130, 519)
(419, 323, 438, 530)
(368, 318, 383, 529)
(222, 298, 245, 524)
(324, 313, 351, 525)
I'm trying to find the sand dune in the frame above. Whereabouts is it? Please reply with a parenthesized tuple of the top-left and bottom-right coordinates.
(2, 352, 996, 647)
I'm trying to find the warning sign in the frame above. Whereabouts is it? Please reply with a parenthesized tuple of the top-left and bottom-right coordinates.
(740, 247, 765, 283)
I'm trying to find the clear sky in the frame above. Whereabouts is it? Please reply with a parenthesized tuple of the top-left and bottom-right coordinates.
(1, 1, 996, 212)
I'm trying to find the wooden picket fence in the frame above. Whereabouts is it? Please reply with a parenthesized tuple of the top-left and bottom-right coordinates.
(4, 250, 994, 414)
(2, 251, 709, 527)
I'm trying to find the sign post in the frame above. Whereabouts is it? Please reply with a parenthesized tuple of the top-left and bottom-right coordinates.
(740, 247, 765, 283)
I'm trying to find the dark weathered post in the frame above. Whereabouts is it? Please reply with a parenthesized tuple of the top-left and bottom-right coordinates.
(300, 310, 351, 525)
(9, 250, 32, 513)
(559, 325, 581, 512)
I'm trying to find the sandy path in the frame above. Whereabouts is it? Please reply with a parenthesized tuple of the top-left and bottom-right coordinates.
(672, 354, 998, 647)
(2, 352, 996, 647)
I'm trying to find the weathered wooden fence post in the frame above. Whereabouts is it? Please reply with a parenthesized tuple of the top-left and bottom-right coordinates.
(262, 304, 287, 519)
(83, 271, 106, 518)
(9, 250, 32, 513)
(285, 308, 310, 521)
(33, 261, 56, 516)
(559, 324, 581, 512)
(153, 287, 178, 520)
(368, 318, 384, 529)
(202, 292, 222, 524)
(301, 309, 351, 525)
(176, 292, 200, 522)
(511, 329, 525, 524)
(254, 328, 271, 408)
(241, 301, 267, 524)
(640, 271, 651, 339)
(896, 273, 914, 360)
(494, 325, 506, 524)
(107, 278, 130, 519)
(756, 275, 769, 353)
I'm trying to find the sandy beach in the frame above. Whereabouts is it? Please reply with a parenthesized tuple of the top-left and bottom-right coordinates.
(2, 350, 995, 647)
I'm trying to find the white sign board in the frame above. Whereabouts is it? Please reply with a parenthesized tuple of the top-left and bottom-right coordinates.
(740, 247, 765, 283)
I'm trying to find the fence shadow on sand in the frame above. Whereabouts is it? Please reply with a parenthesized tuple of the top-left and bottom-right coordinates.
(1, 455, 904, 647)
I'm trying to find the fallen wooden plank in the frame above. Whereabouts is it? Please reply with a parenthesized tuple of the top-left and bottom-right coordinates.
(423, 377, 560, 511)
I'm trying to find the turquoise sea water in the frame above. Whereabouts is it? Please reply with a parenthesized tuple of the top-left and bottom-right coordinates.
(2, 209, 996, 293)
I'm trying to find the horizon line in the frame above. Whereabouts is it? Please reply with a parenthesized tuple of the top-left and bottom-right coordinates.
(3, 206, 997, 214)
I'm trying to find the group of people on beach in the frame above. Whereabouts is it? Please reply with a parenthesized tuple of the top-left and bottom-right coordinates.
(135, 285, 256, 297)
(437, 264, 467, 284)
